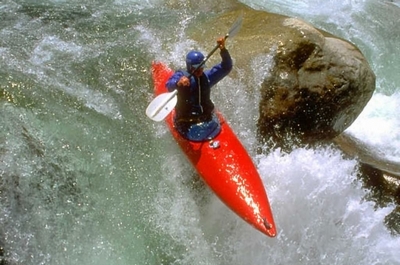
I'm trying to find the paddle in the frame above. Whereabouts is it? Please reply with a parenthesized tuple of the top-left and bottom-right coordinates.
(146, 14, 243, 122)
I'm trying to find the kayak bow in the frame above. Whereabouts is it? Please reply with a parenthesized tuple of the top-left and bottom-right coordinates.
(151, 62, 277, 237)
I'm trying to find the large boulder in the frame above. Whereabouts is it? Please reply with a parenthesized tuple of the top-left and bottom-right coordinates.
(194, 7, 376, 148)
(256, 21, 375, 145)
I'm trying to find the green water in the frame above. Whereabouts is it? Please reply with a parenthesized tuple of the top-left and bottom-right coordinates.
(1, 0, 400, 264)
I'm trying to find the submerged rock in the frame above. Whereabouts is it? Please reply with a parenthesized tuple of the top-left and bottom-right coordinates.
(334, 133, 400, 179)
(333, 132, 400, 235)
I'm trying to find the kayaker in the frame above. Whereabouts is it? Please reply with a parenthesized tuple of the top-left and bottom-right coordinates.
(166, 37, 232, 140)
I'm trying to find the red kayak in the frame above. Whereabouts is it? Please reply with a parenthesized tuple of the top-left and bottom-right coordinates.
(151, 62, 277, 237)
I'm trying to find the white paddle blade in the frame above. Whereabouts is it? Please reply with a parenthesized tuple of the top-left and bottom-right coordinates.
(227, 13, 243, 39)
(146, 91, 177, 121)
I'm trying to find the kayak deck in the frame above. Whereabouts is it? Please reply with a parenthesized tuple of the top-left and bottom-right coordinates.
(151, 62, 276, 237)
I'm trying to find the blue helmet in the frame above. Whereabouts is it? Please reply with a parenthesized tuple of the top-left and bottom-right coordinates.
(186, 50, 205, 71)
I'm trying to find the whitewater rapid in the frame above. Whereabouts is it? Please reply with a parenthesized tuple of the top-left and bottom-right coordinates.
(1, 0, 399, 264)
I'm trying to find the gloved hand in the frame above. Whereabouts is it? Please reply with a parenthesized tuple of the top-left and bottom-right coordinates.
(217, 37, 226, 50)
(177, 76, 190, 87)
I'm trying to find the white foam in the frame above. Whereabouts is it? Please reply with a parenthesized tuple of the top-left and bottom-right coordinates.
(221, 146, 399, 264)
(347, 92, 400, 162)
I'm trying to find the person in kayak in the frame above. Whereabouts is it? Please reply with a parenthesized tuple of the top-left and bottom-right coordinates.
(166, 37, 233, 141)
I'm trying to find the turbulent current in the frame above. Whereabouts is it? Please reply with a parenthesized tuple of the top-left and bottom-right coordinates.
(1, 0, 399, 264)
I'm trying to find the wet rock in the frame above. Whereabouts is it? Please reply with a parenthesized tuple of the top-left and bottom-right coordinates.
(333, 132, 400, 235)
(333, 133, 400, 178)
(358, 163, 400, 235)
(258, 33, 375, 146)
(385, 206, 400, 236)
(195, 6, 375, 149)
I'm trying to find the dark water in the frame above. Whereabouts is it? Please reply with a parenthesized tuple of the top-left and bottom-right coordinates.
(1, 0, 399, 264)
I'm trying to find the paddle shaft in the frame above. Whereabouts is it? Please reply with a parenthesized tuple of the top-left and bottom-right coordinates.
(149, 39, 225, 119)
(146, 14, 243, 121)
(188, 33, 230, 78)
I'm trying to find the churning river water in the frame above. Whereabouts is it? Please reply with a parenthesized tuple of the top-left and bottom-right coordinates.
(1, 0, 399, 264)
